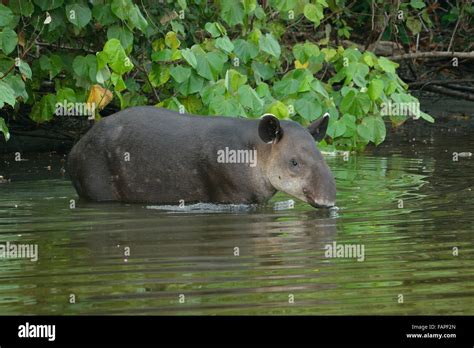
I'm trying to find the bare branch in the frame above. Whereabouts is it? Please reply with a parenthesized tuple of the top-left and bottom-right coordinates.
(388, 51, 474, 60)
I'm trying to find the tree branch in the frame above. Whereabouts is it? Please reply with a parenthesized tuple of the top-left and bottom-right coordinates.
(409, 79, 474, 88)
(388, 51, 474, 60)
(423, 85, 474, 101)
(35, 41, 96, 54)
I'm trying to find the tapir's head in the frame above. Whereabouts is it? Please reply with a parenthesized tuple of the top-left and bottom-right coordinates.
(258, 113, 336, 209)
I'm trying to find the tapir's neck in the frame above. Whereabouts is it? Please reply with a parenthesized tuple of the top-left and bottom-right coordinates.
(212, 118, 278, 203)
(249, 129, 278, 200)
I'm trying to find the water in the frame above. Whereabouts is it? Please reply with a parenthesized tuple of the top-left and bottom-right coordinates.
(0, 128, 473, 315)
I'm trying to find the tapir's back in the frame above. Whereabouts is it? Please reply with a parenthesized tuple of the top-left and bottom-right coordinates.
(99, 106, 255, 148)
(67, 106, 261, 203)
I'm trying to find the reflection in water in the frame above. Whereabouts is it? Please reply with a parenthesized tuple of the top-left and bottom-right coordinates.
(0, 131, 473, 315)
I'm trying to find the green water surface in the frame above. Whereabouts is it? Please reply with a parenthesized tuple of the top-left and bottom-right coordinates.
(0, 129, 473, 315)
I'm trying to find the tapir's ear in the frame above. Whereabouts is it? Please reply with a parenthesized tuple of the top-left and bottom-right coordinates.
(308, 113, 329, 142)
(258, 114, 283, 143)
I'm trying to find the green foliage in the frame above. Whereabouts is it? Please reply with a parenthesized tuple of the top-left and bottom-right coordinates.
(0, 0, 451, 149)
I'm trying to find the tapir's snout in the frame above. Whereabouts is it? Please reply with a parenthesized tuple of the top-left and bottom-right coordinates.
(309, 199, 335, 209)
(303, 167, 336, 209)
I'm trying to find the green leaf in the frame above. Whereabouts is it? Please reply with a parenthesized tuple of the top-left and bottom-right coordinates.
(343, 47, 362, 62)
(95, 66, 110, 85)
(65, 3, 92, 28)
(252, 61, 275, 81)
(334, 61, 369, 87)
(148, 64, 170, 87)
(254, 6, 265, 19)
(180, 95, 202, 114)
(30, 94, 57, 123)
(49, 55, 62, 79)
(332, 119, 347, 138)
(410, 0, 425, 9)
(296, 70, 314, 92)
(329, 113, 356, 139)
(178, 0, 187, 10)
(273, 78, 300, 98)
(18, 60, 32, 79)
(165, 31, 180, 49)
(92, 3, 117, 26)
(40, 55, 63, 80)
(293, 42, 320, 64)
(295, 96, 322, 120)
(33, 0, 63, 11)
(195, 51, 227, 81)
(107, 25, 134, 50)
(340, 90, 371, 117)
(56, 87, 76, 103)
(176, 72, 204, 96)
(181, 48, 197, 69)
(419, 111, 435, 123)
(9, 0, 34, 17)
(357, 116, 386, 145)
(259, 33, 281, 58)
(111, 72, 126, 91)
(151, 49, 173, 62)
(242, 0, 257, 13)
(215, 36, 234, 53)
(266, 100, 289, 119)
(4, 74, 27, 101)
(269, 0, 297, 12)
(170, 65, 191, 83)
(322, 48, 337, 62)
(220, 0, 244, 26)
(0, 4, 14, 26)
(225, 69, 248, 93)
(39, 55, 51, 71)
(201, 82, 226, 105)
(377, 57, 398, 73)
(209, 95, 245, 117)
(352, 63, 369, 87)
(111, 0, 134, 20)
(195, 53, 214, 80)
(237, 85, 263, 115)
(128, 4, 148, 32)
(73, 54, 97, 81)
(356, 122, 371, 142)
(362, 52, 376, 67)
(384, 80, 398, 95)
(0, 117, 9, 141)
(205, 22, 225, 38)
(311, 80, 329, 98)
(0, 29, 18, 54)
(368, 79, 384, 101)
(39, 55, 50, 71)
(233, 39, 259, 64)
(341, 113, 356, 137)
(101, 39, 134, 74)
(256, 83, 271, 98)
(304, 3, 324, 26)
(0, 80, 16, 108)
(406, 16, 422, 35)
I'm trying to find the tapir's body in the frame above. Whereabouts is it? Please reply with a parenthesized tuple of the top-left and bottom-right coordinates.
(68, 106, 336, 208)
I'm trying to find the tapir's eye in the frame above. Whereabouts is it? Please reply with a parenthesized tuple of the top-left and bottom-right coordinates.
(290, 159, 298, 167)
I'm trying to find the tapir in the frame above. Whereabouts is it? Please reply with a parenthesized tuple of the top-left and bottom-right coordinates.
(67, 106, 336, 208)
